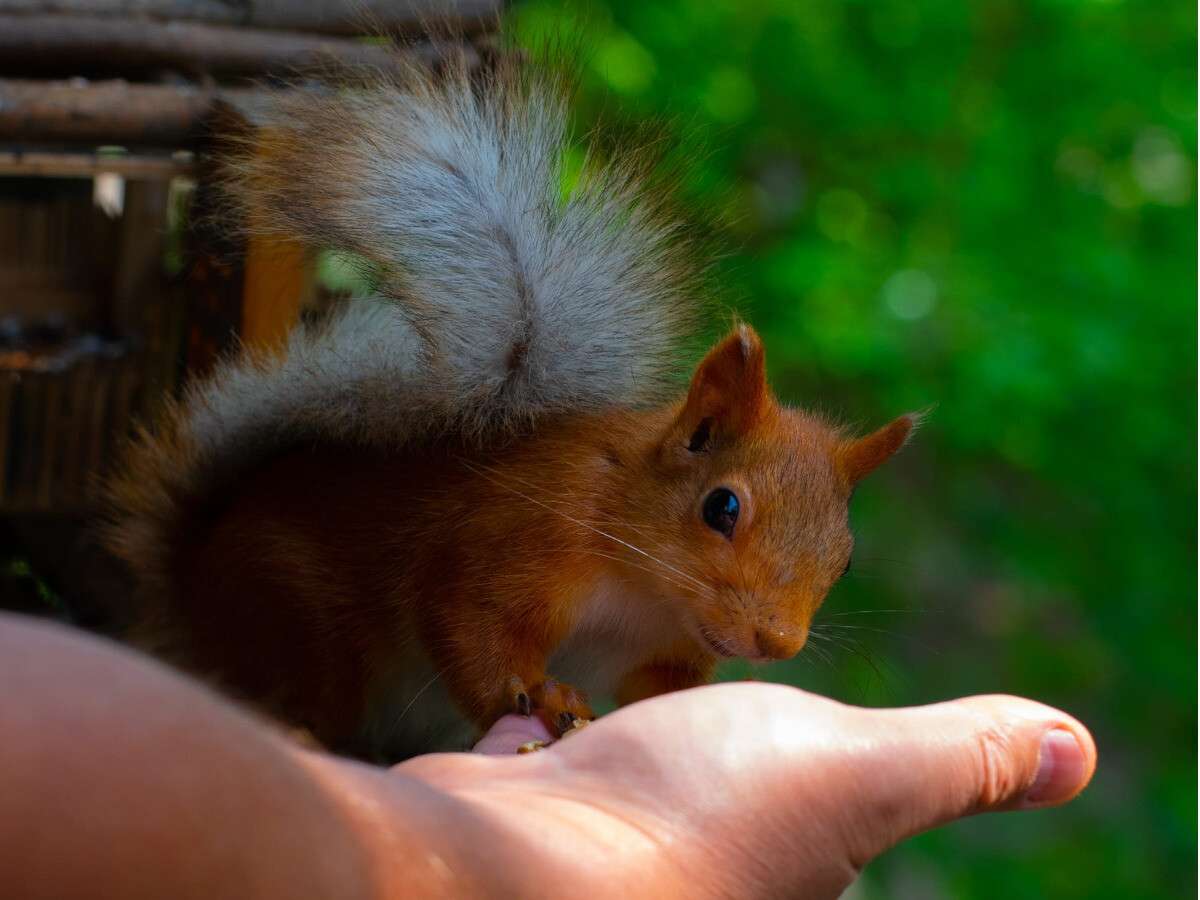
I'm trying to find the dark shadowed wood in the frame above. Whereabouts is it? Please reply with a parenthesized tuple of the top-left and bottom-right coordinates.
(0, 79, 280, 145)
(0, 14, 456, 78)
(0, 0, 500, 36)
(0, 78, 231, 145)
(0, 150, 194, 178)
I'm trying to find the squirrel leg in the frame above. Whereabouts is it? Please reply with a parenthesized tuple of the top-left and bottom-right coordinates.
(440, 631, 593, 738)
(615, 657, 715, 707)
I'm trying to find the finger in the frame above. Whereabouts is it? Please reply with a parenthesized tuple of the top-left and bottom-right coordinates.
(472, 714, 555, 755)
(842, 694, 1096, 865)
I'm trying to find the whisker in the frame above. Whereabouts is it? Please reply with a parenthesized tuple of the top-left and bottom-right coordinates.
(461, 459, 713, 595)
(802, 632, 867, 699)
(851, 557, 920, 570)
(393, 668, 445, 730)
(814, 622, 944, 659)
(813, 630, 892, 690)
(802, 635, 837, 668)
(539, 547, 713, 600)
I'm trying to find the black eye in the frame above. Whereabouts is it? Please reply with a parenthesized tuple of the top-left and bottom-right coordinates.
(702, 488, 739, 538)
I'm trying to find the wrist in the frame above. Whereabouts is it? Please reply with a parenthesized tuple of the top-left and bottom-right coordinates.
(302, 750, 527, 898)
(399, 751, 686, 897)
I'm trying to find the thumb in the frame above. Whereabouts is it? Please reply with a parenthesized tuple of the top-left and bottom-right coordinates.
(839, 694, 1096, 866)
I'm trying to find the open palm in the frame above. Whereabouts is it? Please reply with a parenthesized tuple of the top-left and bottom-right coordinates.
(402, 682, 1095, 898)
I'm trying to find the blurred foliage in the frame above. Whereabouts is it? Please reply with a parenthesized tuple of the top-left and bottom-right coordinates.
(512, 1, 1196, 897)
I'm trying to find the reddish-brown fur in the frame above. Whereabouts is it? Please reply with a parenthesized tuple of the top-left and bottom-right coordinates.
(117, 326, 914, 758)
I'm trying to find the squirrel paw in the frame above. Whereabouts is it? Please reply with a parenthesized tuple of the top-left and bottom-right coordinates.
(503, 675, 593, 736)
(505, 675, 533, 717)
(529, 678, 594, 737)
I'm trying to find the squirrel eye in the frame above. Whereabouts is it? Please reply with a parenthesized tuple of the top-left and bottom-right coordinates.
(702, 488, 739, 538)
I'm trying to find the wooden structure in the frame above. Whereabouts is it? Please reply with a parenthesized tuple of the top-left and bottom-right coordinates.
(0, 0, 500, 620)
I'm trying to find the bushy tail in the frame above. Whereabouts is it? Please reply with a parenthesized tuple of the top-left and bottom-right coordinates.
(229, 50, 704, 427)
(105, 48, 707, 594)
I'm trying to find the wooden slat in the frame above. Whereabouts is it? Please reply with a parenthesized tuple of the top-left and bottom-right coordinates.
(0, 78, 273, 145)
(0, 79, 227, 145)
(0, 373, 14, 504)
(0, 14, 443, 78)
(15, 373, 41, 507)
(112, 179, 170, 332)
(0, 41, 478, 146)
(0, 149, 194, 178)
(0, 0, 501, 37)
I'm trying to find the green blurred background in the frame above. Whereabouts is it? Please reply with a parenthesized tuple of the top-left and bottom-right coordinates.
(512, 1, 1196, 897)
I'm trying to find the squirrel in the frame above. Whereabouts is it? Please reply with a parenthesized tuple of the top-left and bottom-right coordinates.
(103, 51, 918, 761)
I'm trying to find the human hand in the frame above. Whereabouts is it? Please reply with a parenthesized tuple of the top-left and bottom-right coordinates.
(0, 617, 1095, 900)
(403, 683, 1095, 898)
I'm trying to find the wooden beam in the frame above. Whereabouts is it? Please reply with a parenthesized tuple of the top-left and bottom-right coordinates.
(0, 14, 455, 78)
(0, 78, 274, 145)
(0, 0, 501, 37)
(0, 149, 194, 178)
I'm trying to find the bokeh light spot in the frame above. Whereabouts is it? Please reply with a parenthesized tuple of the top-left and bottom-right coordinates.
(1132, 127, 1192, 205)
(882, 269, 939, 320)
(703, 66, 757, 123)
(815, 188, 869, 244)
(593, 30, 657, 95)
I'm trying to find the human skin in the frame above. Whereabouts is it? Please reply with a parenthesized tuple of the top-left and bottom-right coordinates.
(0, 613, 1095, 899)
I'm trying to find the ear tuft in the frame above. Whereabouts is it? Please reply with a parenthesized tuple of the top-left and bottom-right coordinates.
(669, 325, 769, 451)
(735, 323, 760, 363)
(838, 412, 922, 484)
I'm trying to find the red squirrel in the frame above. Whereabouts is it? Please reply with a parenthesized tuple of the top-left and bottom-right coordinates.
(105, 53, 917, 760)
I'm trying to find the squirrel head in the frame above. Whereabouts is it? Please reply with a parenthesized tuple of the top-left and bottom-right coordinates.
(606, 324, 918, 662)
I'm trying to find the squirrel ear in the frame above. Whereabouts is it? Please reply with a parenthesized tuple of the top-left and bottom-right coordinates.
(837, 413, 920, 484)
(670, 324, 768, 451)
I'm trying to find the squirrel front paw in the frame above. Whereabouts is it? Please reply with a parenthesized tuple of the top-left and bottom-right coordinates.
(505, 675, 534, 717)
(505, 674, 593, 736)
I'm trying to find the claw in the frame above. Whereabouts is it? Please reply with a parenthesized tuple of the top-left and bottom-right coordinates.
(556, 710, 576, 735)
(560, 717, 589, 739)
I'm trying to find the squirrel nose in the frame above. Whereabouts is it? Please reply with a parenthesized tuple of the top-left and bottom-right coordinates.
(755, 624, 809, 660)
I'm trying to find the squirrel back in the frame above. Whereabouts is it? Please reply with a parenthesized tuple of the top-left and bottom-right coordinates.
(105, 51, 706, 604)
